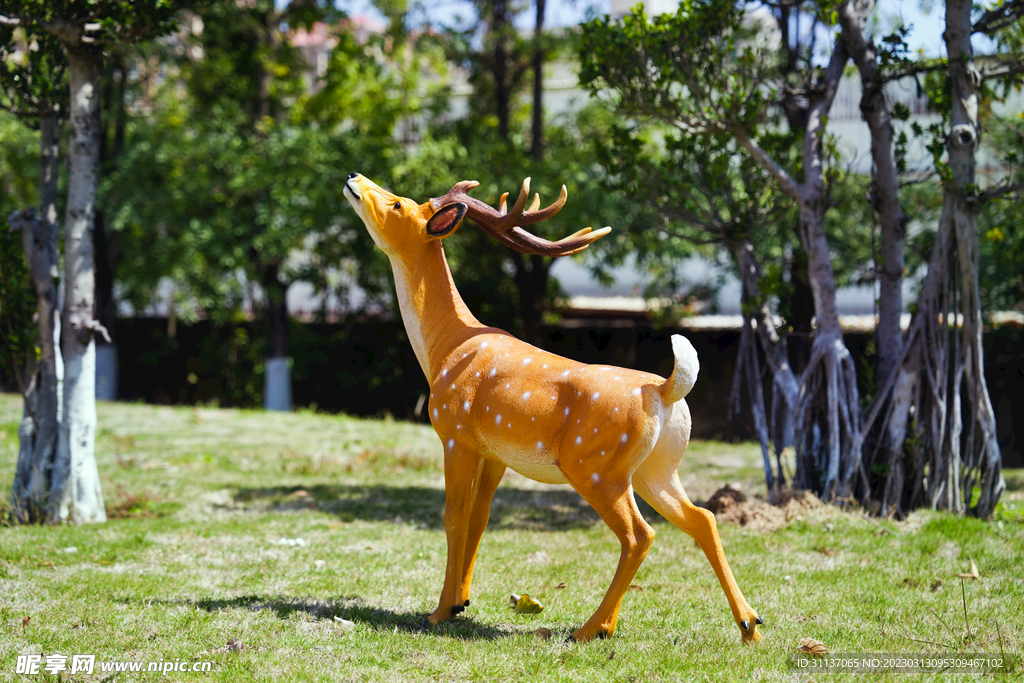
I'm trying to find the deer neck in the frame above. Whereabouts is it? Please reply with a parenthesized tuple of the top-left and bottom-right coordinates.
(389, 240, 486, 381)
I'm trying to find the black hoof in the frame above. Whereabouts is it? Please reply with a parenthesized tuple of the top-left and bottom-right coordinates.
(741, 620, 749, 630)
(464, 600, 470, 607)
(565, 635, 577, 643)
(451, 605, 465, 617)
(598, 631, 606, 640)
(756, 616, 764, 625)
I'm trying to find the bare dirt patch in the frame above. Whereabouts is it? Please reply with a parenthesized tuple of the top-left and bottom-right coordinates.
(702, 485, 823, 533)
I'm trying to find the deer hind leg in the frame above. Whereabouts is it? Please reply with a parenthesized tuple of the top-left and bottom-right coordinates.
(428, 446, 504, 624)
(565, 473, 655, 641)
(633, 450, 762, 644)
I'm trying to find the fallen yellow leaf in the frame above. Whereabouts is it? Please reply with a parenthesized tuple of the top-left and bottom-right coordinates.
(513, 594, 544, 614)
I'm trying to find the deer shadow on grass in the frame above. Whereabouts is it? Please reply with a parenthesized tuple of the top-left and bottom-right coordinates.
(148, 594, 511, 641)
(229, 483, 665, 531)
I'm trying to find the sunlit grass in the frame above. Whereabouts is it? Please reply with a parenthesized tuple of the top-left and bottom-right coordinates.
(0, 393, 1021, 681)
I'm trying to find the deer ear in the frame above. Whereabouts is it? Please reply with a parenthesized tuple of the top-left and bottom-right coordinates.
(426, 202, 467, 238)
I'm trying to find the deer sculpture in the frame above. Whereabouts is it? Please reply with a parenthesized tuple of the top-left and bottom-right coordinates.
(343, 173, 762, 643)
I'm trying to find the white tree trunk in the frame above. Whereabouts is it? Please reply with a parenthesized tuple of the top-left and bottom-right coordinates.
(47, 47, 106, 525)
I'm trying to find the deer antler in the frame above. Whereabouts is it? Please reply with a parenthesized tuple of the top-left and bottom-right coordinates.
(431, 178, 611, 257)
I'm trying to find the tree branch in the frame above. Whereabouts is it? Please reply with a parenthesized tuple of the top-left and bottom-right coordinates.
(969, 181, 1024, 204)
(881, 59, 949, 83)
(981, 57, 1024, 81)
(973, 0, 1024, 35)
(732, 127, 801, 199)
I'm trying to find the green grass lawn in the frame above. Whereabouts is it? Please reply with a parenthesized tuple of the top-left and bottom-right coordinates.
(1, 392, 1021, 681)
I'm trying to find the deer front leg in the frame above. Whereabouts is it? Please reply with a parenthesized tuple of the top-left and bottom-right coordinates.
(459, 458, 506, 606)
(566, 476, 655, 641)
(428, 446, 503, 624)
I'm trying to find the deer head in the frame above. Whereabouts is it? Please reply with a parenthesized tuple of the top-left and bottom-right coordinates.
(343, 172, 610, 258)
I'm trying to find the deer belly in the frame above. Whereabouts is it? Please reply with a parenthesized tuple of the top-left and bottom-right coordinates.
(491, 444, 568, 485)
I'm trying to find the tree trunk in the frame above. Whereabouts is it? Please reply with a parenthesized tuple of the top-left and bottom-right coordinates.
(512, 252, 550, 349)
(9, 114, 61, 522)
(942, 0, 1003, 516)
(263, 264, 293, 411)
(48, 46, 107, 525)
(731, 240, 800, 490)
(841, 0, 1005, 517)
(491, 0, 512, 140)
(530, 0, 546, 162)
(838, 0, 906, 388)
(787, 243, 814, 373)
(789, 40, 862, 500)
(792, 188, 861, 500)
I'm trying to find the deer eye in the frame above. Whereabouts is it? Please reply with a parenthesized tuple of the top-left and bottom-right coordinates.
(393, 201, 402, 210)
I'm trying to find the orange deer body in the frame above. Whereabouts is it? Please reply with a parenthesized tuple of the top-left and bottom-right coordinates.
(343, 173, 762, 643)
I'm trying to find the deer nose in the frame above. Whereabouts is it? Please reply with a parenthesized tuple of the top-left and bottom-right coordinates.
(347, 172, 359, 180)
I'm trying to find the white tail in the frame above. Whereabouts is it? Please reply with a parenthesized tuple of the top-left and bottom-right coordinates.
(661, 334, 700, 403)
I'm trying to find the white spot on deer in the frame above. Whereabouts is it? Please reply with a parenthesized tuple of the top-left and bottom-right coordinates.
(462, 353, 467, 359)
(591, 473, 600, 482)
(490, 368, 497, 377)
(614, 376, 621, 381)
(614, 407, 619, 412)
(562, 370, 570, 378)
(456, 424, 462, 430)
(592, 391, 600, 401)
(481, 341, 489, 349)
(442, 369, 448, 378)
(506, 383, 511, 389)
(601, 450, 605, 456)
(564, 407, 570, 416)
(536, 441, 544, 450)
(442, 404, 447, 410)
(495, 414, 502, 425)
(575, 436, 582, 445)
(507, 423, 511, 428)
(463, 401, 470, 411)
(433, 408, 438, 418)
(531, 416, 535, 421)
(522, 357, 532, 365)
(542, 364, 548, 369)
(450, 384, 455, 390)
(447, 439, 455, 449)
(522, 391, 531, 400)
(594, 428, 598, 433)
(486, 406, 490, 412)
(632, 387, 642, 396)
(621, 433, 628, 443)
